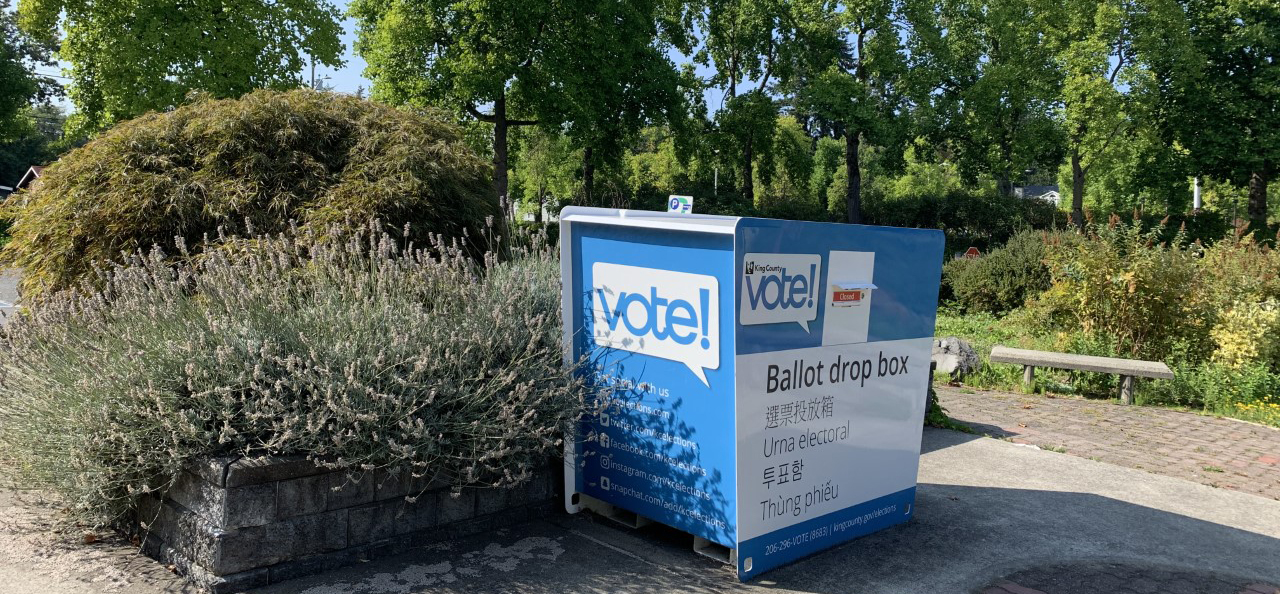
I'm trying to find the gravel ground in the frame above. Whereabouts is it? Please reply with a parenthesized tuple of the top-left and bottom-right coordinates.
(0, 486, 195, 594)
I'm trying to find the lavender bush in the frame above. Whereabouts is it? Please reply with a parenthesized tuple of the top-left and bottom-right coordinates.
(0, 223, 585, 527)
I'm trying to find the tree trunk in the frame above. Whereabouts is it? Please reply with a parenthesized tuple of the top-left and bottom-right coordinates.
(846, 129, 862, 224)
(493, 94, 511, 218)
(1071, 149, 1085, 230)
(743, 138, 754, 206)
(1248, 163, 1269, 233)
(583, 146, 595, 207)
(535, 183, 545, 224)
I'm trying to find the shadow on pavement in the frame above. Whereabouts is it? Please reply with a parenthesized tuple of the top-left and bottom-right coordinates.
(919, 426, 986, 454)
(250, 478, 1280, 594)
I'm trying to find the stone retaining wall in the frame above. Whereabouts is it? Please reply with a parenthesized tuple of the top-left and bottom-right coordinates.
(137, 456, 560, 593)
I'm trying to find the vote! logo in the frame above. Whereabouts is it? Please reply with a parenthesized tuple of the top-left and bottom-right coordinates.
(591, 263, 720, 386)
(740, 253, 822, 332)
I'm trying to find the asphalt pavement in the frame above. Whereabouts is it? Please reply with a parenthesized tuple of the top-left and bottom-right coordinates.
(3, 425, 1278, 594)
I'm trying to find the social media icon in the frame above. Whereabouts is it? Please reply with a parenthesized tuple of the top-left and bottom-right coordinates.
(600, 476, 611, 491)
(600, 433, 611, 449)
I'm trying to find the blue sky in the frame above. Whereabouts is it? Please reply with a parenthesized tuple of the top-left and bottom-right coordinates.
(318, 10, 371, 94)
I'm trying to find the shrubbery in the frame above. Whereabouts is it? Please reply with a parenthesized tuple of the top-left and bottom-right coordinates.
(942, 230, 1053, 314)
(1039, 218, 1207, 361)
(0, 89, 499, 299)
(942, 218, 1280, 427)
(863, 188, 1065, 255)
(0, 224, 584, 526)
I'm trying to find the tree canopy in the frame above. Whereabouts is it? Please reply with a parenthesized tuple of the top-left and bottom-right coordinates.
(9, 0, 1279, 237)
(17, 0, 344, 136)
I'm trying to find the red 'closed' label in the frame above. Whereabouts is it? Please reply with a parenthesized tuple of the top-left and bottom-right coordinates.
(833, 290, 863, 302)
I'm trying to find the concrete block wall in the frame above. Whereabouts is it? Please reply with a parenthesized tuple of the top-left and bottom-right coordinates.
(137, 456, 559, 593)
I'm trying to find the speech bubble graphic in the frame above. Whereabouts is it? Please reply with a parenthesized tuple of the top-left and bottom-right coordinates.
(740, 253, 822, 332)
(591, 263, 720, 386)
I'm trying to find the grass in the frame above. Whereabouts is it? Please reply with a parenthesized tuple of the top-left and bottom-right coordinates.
(933, 309, 1093, 396)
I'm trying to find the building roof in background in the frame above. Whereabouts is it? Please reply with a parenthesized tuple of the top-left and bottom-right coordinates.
(16, 166, 45, 190)
(1016, 184, 1059, 198)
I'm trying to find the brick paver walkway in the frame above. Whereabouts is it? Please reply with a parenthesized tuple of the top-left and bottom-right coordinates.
(984, 562, 1278, 594)
(937, 386, 1280, 501)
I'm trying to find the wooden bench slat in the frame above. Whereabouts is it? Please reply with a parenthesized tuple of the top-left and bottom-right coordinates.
(989, 346, 1174, 380)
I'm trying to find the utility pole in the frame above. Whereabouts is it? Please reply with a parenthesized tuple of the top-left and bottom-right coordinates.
(1193, 176, 1202, 211)
(714, 149, 720, 196)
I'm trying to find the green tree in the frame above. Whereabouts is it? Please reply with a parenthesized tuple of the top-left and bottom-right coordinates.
(798, 0, 910, 224)
(714, 90, 778, 205)
(0, 0, 58, 136)
(0, 104, 67, 186)
(511, 127, 577, 221)
(547, 0, 690, 207)
(18, 0, 343, 136)
(350, 0, 549, 214)
(353, 0, 687, 215)
(1051, 0, 1131, 227)
(906, 0, 1064, 198)
(1046, 0, 1193, 227)
(702, 0, 791, 203)
(1163, 0, 1280, 232)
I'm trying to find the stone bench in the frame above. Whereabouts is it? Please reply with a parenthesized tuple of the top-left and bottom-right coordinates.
(989, 345, 1175, 404)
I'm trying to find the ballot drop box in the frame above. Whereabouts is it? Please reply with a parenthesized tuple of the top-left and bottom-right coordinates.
(559, 206, 944, 580)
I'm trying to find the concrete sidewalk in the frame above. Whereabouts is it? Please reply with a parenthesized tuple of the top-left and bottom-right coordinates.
(4, 428, 1278, 594)
(0, 269, 17, 326)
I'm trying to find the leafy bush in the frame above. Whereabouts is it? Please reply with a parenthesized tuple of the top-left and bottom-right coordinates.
(0, 224, 583, 526)
(1200, 231, 1280, 307)
(1159, 362, 1280, 422)
(1040, 218, 1208, 361)
(942, 230, 1053, 314)
(0, 89, 499, 299)
(1210, 300, 1280, 370)
(0, 199, 13, 249)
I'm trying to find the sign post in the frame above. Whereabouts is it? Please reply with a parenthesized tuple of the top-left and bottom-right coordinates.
(560, 206, 944, 580)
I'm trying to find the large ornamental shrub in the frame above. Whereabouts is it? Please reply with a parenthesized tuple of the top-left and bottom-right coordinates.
(942, 230, 1054, 314)
(0, 89, 498, 298)
(0, 224, 583, 526)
